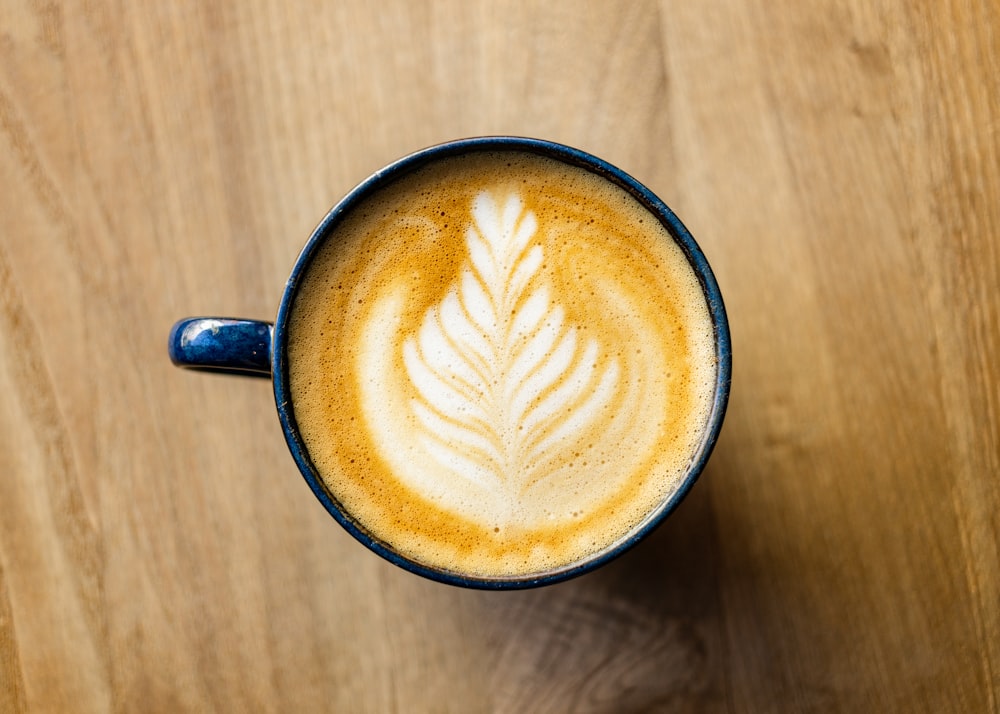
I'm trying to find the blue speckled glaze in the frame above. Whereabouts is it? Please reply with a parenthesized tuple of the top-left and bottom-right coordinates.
(172, 137, 731, 590)
(169, 318, 272, 376)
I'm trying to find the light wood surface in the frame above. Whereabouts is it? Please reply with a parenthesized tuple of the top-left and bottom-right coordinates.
(1, 1, 997, 711)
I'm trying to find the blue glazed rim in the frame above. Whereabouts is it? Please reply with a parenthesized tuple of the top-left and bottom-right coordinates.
(272, 136, 732, 589)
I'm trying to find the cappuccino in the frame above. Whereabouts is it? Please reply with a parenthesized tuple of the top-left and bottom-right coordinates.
(287, 150, 716, 578)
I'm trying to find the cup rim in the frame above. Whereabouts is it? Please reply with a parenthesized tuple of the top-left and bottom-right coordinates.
(272, 136, 732, 589)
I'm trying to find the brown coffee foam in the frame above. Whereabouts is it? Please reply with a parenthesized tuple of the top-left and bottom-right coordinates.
(287, 151, 716, 577)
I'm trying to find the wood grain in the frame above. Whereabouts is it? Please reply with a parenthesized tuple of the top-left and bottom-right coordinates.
(0, 0, 996, 711)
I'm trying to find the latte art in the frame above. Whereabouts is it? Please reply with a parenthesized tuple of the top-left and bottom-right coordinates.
(287, 151, 717, 577)
(360, 190, 647, 529)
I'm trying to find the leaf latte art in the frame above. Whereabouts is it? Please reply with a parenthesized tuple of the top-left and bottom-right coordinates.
(359, 189, 665, 532)
(287, 150, 717, 576)
(401, 191, 620, 502)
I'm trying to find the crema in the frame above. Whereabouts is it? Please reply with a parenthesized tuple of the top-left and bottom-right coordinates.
(287, 151, 716, 578)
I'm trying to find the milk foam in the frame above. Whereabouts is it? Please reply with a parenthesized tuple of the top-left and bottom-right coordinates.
(357, 191, 654, 530)
(286, 151, 718, 577)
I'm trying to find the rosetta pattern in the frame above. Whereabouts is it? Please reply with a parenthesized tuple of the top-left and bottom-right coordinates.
(402, 191, 620, 498)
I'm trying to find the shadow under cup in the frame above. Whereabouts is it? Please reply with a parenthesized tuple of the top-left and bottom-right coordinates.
(170, 137, 732, 589)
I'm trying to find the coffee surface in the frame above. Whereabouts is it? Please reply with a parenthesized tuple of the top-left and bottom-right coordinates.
(287, 151, 716, 578)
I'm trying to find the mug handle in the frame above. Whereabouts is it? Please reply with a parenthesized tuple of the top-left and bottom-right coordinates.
(168, 318, 273, 377)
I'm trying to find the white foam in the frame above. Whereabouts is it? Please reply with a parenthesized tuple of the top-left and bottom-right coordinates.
(356, 190, 668, 528)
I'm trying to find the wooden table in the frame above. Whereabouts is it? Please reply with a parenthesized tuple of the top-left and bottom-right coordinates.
(1, 2, 997, 711)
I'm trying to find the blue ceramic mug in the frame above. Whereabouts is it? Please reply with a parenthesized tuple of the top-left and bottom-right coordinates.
(169, 137, 731, 589)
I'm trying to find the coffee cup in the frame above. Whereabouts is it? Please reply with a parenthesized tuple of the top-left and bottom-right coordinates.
(169, 137, 731, 588)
